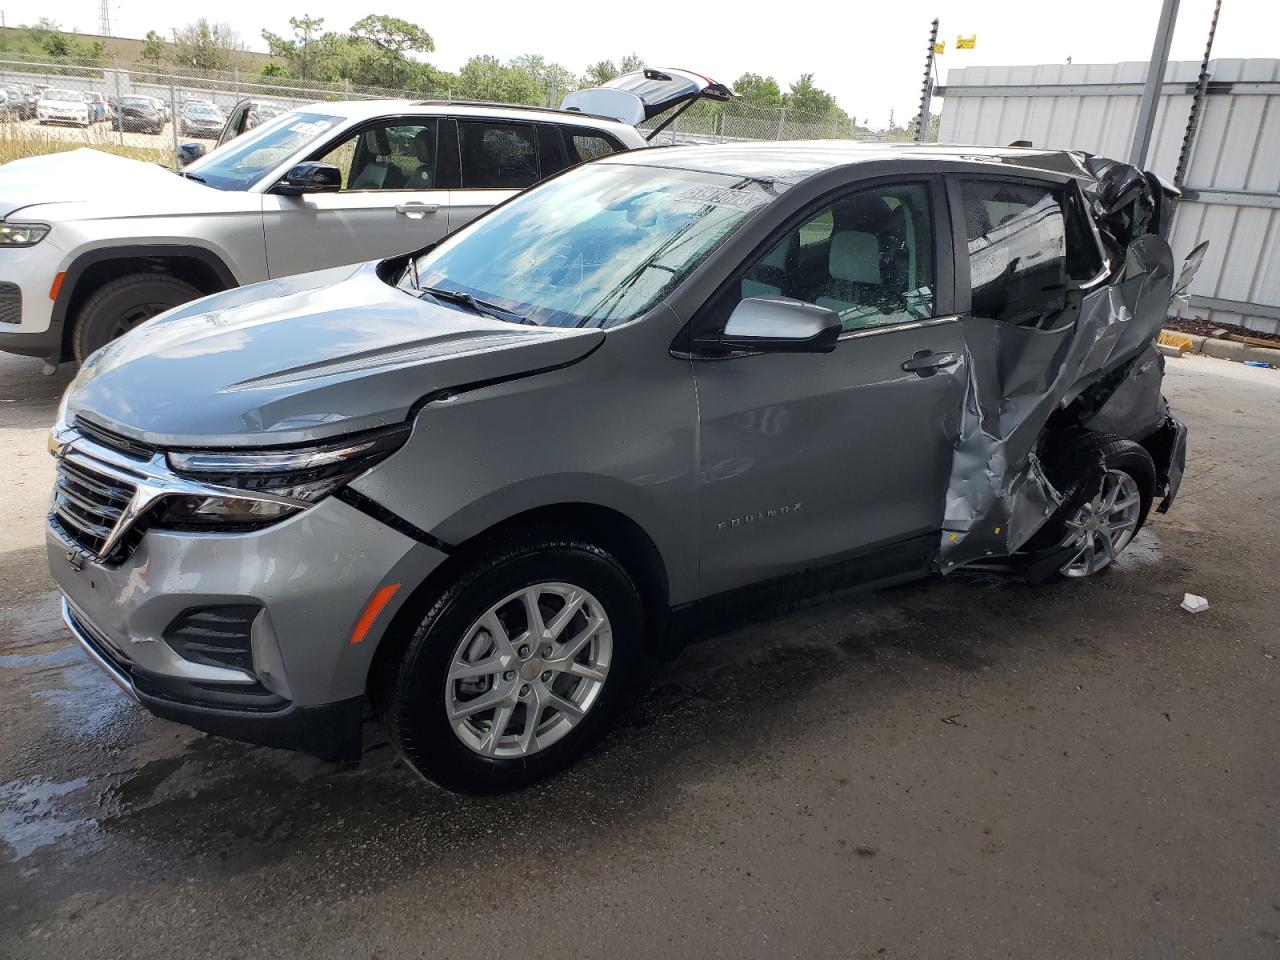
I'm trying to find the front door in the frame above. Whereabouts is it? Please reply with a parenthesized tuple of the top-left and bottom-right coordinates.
(692, 178, 965, 597)
(263, 118, 451, 278)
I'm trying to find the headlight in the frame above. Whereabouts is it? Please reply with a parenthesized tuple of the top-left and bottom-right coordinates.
(155, 425, 410, 530)
(0, 222, 50, 247)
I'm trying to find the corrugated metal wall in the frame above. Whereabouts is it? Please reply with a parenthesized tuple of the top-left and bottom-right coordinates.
(938, 59, 1280, 334)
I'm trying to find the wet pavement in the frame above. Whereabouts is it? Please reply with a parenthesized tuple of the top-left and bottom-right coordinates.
(1, 351, 1277, 959)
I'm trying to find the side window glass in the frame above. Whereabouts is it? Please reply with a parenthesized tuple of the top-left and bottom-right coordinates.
(960, 179, 1067, 325)
(537, 124, 568, 179)
(458, 121, 538, 189)
(565, 131, 620, 164)
(316, 120, 438, 191)
(737, 182, 935, 332)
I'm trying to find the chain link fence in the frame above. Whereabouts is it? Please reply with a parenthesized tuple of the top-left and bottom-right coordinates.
(0, 53, 885, 167)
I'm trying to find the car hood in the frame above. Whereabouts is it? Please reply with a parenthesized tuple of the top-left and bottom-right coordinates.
(67, 260, 605, 448)
(0, 148, 229, 219)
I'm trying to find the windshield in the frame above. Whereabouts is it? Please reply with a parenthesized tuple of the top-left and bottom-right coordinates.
(409, 163, 775, 328)
(183, 111, 342, 191)
(44, 90, 82, 102)
(186, 104, 221, 117)
(122, 97, 153, 109)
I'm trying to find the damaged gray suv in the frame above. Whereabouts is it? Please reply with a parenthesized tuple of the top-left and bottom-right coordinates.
(47, 141, 1191, 793)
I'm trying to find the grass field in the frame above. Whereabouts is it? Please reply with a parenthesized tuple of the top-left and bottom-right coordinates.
(0, 123, 172, 167)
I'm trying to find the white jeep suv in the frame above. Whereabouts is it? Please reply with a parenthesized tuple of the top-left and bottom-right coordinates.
(0, 69, 730, 363)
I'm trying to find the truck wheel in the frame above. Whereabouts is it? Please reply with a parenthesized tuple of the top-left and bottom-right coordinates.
(1037, 436, 1157, 579)
(72, 273, 200, 362)
(376, 537, 644, 794)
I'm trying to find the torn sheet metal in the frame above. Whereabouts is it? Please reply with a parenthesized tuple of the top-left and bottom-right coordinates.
(939, 164, 1178, 572)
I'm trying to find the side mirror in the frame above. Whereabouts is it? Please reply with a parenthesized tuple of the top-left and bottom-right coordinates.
(175, 142, 206, 167)
(694, 297, 842, 354)
(274, 162, 342, 196)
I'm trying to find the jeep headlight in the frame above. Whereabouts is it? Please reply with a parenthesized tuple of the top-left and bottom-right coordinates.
(157, 425, 410, 530)
(0, 222, 50, 247)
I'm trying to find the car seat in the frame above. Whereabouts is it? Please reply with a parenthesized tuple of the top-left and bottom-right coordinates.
(404, 128, 435, 189)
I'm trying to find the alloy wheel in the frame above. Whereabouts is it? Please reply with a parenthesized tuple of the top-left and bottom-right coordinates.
(1057, 468, 1142, 577)
(445, 582, 613, 759)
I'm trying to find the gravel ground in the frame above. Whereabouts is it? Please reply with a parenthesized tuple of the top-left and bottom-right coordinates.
(0, 350, 1277, 960)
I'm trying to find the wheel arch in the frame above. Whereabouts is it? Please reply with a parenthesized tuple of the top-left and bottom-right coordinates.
(367, 500, 675, 704)
(56, 244, 239, 360)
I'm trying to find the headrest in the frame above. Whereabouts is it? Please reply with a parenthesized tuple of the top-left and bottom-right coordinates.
(413, 128, 434, 163)
(829, 231, 881, 284)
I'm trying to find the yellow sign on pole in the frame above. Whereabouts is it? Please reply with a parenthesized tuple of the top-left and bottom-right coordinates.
(956, 35, 977, 49)
(934, 41, 945, 55)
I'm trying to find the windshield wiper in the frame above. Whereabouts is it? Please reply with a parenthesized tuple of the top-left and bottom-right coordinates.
(182, 171, 206, 183)
(418, 285, 533, 325)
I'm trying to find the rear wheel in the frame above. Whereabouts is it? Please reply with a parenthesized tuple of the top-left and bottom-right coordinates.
(1035, 436, 1156, 579)
(72, 273, 200, 362)
(377, 537, 643, 794)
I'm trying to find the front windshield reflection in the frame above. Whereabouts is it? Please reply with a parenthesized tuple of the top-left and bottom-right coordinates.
(411, 163, 777, 328)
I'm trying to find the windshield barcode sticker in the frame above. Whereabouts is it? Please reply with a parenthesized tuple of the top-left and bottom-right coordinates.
(676, 186, 769, 211)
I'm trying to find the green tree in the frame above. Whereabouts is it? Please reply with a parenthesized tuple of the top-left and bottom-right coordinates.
(455, 55, 542, 104)
(510, 53, 579, 106)
(171, 19, 245, 71)
(140, 30, 166, 66)
(581, 53, 645, 87)
(348, 15, 434, 55)
(261, 15, 326, 80)
(30, 18, 72, 57)
(733, 72, 783, 108)
(784, 73, 838, 117)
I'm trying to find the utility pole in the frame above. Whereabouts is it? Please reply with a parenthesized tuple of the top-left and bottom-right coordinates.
(913, 17, 940, 142)
(99, 0, 111, 37)
(1129, 0, 1180, 168)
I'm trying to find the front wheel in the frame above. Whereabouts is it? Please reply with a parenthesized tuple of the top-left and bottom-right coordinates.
(377, 537, 644, 793)
(72, 273, 200, 362)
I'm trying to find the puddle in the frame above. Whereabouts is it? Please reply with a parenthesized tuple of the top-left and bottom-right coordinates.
(0, 776, 94, 861)
(0, 646, 80, 669)
(1114, 529, 1164, 569)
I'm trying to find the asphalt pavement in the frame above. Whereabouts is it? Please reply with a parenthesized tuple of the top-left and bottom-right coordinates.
(1, 349, 1277, 959)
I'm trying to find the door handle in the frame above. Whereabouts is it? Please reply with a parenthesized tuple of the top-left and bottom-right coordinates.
(901, 350, 960, 376)
(395, 202, 440, 219)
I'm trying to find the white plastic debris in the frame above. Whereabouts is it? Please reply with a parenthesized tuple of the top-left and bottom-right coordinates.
(1180, 593, 1210, 614)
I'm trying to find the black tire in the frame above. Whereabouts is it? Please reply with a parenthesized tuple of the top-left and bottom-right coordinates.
(377, 537, 644, 794)
(1029, 434, 1157, 577)
(72, 273, 200, 362)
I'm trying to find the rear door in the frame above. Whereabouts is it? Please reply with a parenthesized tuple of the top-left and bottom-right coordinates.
(446, 117, 543, 232)
(691, 176, 965, 597)
(561, 68, 732, 126)
(263, 117, 451, 278)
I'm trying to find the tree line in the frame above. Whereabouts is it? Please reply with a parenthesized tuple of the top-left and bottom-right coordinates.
(4, 16, 862, 123)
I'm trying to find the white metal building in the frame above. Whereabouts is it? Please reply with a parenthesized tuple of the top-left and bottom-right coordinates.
(938, 59, 1280, 335)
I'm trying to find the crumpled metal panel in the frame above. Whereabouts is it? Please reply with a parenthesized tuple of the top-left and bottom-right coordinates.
(938, 231, 1176, 572)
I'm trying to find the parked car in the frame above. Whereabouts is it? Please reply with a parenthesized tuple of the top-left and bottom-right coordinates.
(36, 88, 89, 127)
(0, 69, 729, 363)
(46, 141, 1193, 792)
(1, 87, 23, 121)
(112, 95, 165, 134)
(83, 92, 108, 123)
(179, 100, 225, 138)
(15, 84, 39, 119)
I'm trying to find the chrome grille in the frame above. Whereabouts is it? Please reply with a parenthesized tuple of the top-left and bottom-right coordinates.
(52, 458, 136, 559)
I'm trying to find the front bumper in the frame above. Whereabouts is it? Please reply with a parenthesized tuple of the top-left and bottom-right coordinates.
(0, 231, 68, 358)
(62, 597, 365, 760)
(46, 442, 446, 758)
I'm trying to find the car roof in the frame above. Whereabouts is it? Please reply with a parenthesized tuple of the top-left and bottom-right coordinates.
(284, 97, 636, 134)
(600, 139, 1084, 183)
